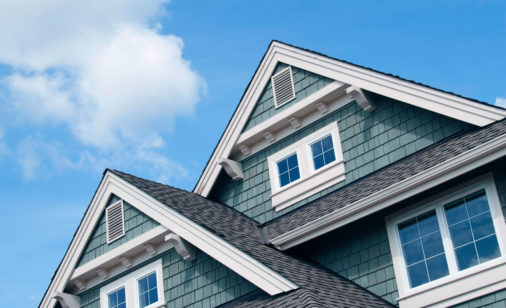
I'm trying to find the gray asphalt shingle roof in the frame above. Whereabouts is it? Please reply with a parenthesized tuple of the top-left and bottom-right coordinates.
(262, 119, 506, 240)
(109, 169, 394, 308)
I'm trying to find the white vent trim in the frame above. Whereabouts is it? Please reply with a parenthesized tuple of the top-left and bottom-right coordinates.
(105, 200, 125, 244)
(272, 66, 296, 108)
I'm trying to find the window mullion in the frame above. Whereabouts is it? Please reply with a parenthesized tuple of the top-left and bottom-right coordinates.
(435, 203, 458, 274)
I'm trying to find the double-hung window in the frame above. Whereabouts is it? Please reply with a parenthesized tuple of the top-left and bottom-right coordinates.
(387, 175, 506, 307)
(100, 260, 165, 308)
(267, 122, 345, 211)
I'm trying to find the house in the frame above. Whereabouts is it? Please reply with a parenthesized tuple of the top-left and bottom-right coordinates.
(41, 41, 506, 308)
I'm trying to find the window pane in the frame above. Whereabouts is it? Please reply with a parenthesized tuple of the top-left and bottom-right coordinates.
(444, 190, 500, 271)
(323, 150, 336, 165)
(311, 142, 322, 156)
(448, 221, 473, 248)
(418, 212, 439, 237)
(445, 200, 467, 225)
(311, 136, 335, 170)
(455, 242, 479, 270)
(422, 232, 444, 258)
(289, 167, 300, 182)
(466, 192, 488, 217)
(278, 154, 299, 187)
(398, 210, 449, 288)
(313, 155, 324, 170)
(279, 173, 290, 187)
(277, 160, 288, 174)
(476, 235, 500, 263)
(149, 288, 159, 304)
(138, 273, 158, 308)
(426, 254, 449, 281)
(470, 212, 495, 240)
(108, 288, 125, 308)
(407, 262, 429, 288)
(287, 154, 298, 169)
(321, 136, 333, 151)
(399, 218, 419, 243)
(402, 239, 424, 266)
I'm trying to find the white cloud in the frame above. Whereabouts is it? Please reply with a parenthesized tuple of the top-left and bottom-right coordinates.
(495, 97, 506, 108)
(0, 0, 205, 180)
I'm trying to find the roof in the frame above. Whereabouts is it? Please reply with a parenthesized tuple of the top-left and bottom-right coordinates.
(109, 169, 394, 307)
(262, 118, 506, 241)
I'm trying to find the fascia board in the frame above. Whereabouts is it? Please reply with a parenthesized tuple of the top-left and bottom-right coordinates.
(194, 41, 506, 198)
(270, 133, 506, 250)
(41, 171, 297, 308)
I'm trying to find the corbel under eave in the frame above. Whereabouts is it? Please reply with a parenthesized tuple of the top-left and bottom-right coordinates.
(165, 233, 196, 261)
(53, 292, 80, 308)
(218, 158, 244, 181)
(346, 86, 375, 112)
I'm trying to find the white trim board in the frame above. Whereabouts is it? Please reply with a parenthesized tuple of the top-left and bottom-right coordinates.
(194, 41, 506, 198)
(269, 133, 506, 250)
(41, 171, 298, 308)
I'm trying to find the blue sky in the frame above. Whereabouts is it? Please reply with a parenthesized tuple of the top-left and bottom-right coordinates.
(0, 1, 505, 307)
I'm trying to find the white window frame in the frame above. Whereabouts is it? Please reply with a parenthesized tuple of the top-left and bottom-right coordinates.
(267, 122, 345, 211)
(100, 259, 165, 308)
(386, 174, 506, 308)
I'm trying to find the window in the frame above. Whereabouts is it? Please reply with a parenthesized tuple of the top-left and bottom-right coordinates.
(108, 287, 126, 308)
(310, 135, 336, 170)
(386, 175, 506, 307)
(138, 272, 158, 308)
(277, 153, 300, 187)
(101, 260, 165, 308)
(267, 122, 345, 211)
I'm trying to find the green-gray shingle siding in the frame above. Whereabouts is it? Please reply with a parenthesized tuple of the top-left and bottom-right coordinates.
(291, 169, 506, 306)
(79, 248, 258, 308)
(242, 63, 333, 132)
(211, 93, 471, 224)
(77, 195, 159, 267)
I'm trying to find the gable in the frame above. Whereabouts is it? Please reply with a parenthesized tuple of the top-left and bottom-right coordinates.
(209, 94, 471, 223)
(41, 170, 297, 308)
(242, 63, 333, 132)
(195, 41, 506, 199)
(77, 194, 159, 267)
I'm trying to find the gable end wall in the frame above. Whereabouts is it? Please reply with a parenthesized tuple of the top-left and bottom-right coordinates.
(211, 94, 471, 224)
(79, 248, 258, 308)
(77, 195, 159, 267)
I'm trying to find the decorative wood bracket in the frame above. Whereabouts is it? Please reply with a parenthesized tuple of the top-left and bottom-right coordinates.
(74, 280, 86, 292)
(238, 144, 251, 157)
(53, 292, 81, 308)
(95, 268, 108, 280)
(288, 117, 301, 129)
(165, 233, 196, 261)
(119, 256, 132, 269)
(144, 243, 157, 256)
(218, 158, 244, 180)
(262, 131, 276, 144)
(346, 86, 375, 112)
(316, 102, 328, 114)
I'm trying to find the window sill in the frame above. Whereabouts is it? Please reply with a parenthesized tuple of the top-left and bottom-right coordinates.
(397, 254, 506, 307)
(271, 161, 345, 211)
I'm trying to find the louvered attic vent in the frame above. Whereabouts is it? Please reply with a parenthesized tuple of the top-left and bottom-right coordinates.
(106, 200, 125, 243)
(272, 66, 296, 108)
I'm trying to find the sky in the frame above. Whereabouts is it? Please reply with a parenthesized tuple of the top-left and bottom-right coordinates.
(0, 1, 505, 307)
